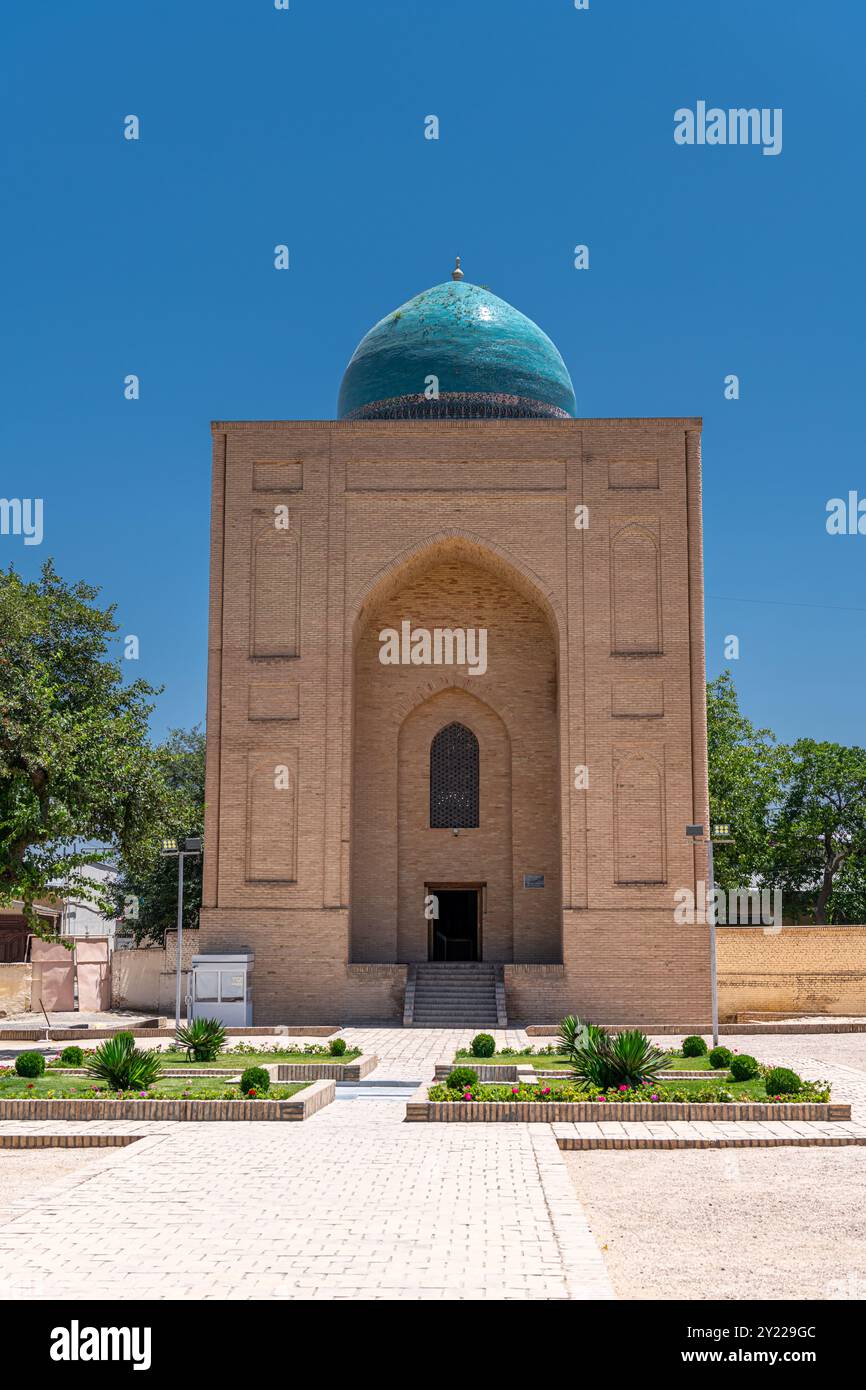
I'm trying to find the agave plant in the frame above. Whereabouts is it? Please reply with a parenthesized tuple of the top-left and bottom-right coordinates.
(175, 1017, 227, 1062)
(86, 1035, 163, 1091)
(565, 1025, 669, 1090)
(558, 1014, 608, 1060)
(606, 1030, 670, 1086)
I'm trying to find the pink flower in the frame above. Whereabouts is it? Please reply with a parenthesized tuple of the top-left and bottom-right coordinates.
(512, 1088, 519, 1095)
(651, 1094, 658, 1101)
(598, 1095, 606, 1102)
(463, 1091, 472, 1100)
(542, 1086, 551, 1095)
(619, 1084, 628, 1091)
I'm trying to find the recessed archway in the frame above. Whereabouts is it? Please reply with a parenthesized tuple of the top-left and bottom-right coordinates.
(349, 536, 562, 964)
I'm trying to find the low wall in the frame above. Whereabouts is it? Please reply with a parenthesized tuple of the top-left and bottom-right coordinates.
(276, 1053, 378, 1082)
(111, 931, 199, 1013)
(0, 963, 31, 1017)
(717, 926, 866, 1020)
(111, 949, 162, 1011)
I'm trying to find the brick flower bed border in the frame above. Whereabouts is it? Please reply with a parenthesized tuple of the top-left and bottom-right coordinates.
(435, 1063, 535, 1083)
(276, 1053, 377, 1082)
(0, 1134, 141, 1150)
(406, 1090, 851, 1123)
(0, 1078, 335, 1123)
(47, 1053, 376, 1082)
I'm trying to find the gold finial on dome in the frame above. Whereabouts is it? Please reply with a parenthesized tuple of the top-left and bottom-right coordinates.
(451, 255, 464, 282)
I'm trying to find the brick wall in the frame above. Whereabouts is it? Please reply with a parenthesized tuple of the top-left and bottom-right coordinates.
(718, 926, 866, 1018)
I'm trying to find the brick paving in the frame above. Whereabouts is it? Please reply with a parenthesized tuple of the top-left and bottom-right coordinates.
(0, 1026, 611, 1301)
(0, 1026, 863, 1299)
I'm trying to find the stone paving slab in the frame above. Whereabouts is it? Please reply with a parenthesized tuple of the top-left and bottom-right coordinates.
(0, 1085, 613, 1300)
(1, 1026, 863, 1301)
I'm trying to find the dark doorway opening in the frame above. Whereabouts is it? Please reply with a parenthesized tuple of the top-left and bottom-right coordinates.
(429, 888, 480, 961)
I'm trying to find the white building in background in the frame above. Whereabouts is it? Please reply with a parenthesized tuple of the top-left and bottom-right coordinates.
(58, 863, 121, 943)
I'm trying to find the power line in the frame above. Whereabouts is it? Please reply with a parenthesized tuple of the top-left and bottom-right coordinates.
(707, 594, 866, 615)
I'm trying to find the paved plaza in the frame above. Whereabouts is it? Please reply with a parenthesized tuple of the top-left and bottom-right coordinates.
(0, 1026, 864, 1300)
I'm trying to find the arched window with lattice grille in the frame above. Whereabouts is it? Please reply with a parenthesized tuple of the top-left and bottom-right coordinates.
(429, 722, 479, 828)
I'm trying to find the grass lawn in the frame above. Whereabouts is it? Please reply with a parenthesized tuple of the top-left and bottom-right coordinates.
(49, 1049, 359, 1070)
(0, 1074, 306, 1100)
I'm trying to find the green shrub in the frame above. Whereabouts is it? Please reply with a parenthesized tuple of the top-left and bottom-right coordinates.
(765, 1066, 802, 1096)
(729, 1053, 759, 1081)
(240, 1066, 270, 1096)
(174, 1017, 226, 1062)
(562, 1019, 669, 1090)
(86, 1035, 162, 1090)
(708, 1046, 733, 1069)
(328, 1038, 347, 1056)
(15, 1051, 45, 1078)
(446, 1066, 478, 1091)
(681, 1036, 708, 1057)
(60, 1045, 84, 1066)
(469, 1033, 495, 1058)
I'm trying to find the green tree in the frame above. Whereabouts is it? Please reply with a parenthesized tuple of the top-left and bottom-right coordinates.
(706, 671, 786, 891)
(111, 726, 205, 943)
(0, 561, 173, 931)
(770, 740, 866, 924)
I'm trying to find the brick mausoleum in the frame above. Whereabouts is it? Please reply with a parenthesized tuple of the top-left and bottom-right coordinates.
(200, 262, 711, 1026)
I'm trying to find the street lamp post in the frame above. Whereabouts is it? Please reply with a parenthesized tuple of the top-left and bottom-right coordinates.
(160, 836, 203, 1031)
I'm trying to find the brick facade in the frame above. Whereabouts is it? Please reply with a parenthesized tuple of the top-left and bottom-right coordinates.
(200, 418, 712, 1025)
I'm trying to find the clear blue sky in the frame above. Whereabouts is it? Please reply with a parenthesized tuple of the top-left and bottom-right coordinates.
(2, 0, 863, 746)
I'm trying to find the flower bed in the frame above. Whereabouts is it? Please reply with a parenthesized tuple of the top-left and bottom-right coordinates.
(0, 1072, 305, 1101)
(46, 1042, 362, 1070)
(408, 1071, 848, 1123)
(0, 1077, 335, 1122)
(429, 1078, 833, 1105)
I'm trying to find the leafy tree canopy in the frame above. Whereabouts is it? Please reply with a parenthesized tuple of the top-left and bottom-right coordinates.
(0, 561, 173, 931)
(707, 673, 866, 924)
(771, 739, 866, 924)
(111, 726, 205, 943)
(706, 671, 786, 892)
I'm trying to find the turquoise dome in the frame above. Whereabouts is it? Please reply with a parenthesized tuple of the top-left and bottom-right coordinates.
(337, 271, 576, 421)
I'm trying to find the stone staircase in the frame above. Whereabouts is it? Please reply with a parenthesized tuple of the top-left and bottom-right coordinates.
(406, 963, 506, 1028)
